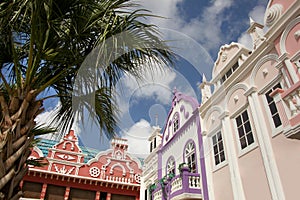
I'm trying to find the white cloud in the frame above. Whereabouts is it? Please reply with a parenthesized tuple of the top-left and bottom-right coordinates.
(249, 5, 266, 24)
(139, 0, 234, 53)
(35, 101, 81, 139)
(122, 119, 153, 158)
(237, 5, 268, 49)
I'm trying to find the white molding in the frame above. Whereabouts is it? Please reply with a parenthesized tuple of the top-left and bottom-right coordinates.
(231, 107, 259, 157)
(250, 54, 279, 86)
(248, 92, 286, 200)
(260, 82, 284, 137)
(210, 131, 228, 172)
(280, 16, 300, 54)
(225, 83, 249, 110)
(221, 116, 246, 200)
(230, 103, 249, 119)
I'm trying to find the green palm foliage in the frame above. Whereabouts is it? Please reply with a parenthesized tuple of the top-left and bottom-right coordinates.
(0, 0, 174, 199)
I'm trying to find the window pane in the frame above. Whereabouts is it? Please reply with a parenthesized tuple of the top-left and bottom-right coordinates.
(226, 69, 232, 78)
(245, 121, 251, 133)
(236, 116, 242, 126)
(240, 137, 247, 149)
(238, 127, 244, 138)
(220, 151, 225, 162)
(217, 132, 222, 141)
(214, 145, 218, 154)
(265, 92, 273, 103)
(212, 135, 217, 145)
(219, 142, 224, 151)
(215, 155, 220, 165)
(246, 133, 254, 145)
(273, 114, 282, 127)
(242, 111, 248, 122)
(269, 103, 277, 115)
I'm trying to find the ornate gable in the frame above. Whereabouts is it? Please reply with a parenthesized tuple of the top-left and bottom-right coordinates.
(80, 138, 142, 184)
(46, 130, 85, 175)
(212, 42, 251, 84)
(162, 89, 199, 146)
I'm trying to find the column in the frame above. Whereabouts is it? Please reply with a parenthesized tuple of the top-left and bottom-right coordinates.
(106, 193, 111, 200)
(279, 53, 298, 84)
(95, 191, 100, 200)
(40, 183, 47, 200)
(221, 112, 246, 200)
(246, 89, 285, 200)
(64, 187, 70, 200)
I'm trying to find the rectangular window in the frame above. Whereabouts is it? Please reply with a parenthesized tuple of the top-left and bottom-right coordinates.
(235, 110, 254, 149)
(265, 83, 282, 128)
(212, 132, 226, 165)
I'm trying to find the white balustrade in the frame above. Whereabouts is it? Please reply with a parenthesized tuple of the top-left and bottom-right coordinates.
(171, 177, 182, 193)
(283, 90, 300, 117)
(153, 189, 162, 200)
(105, 175, 130, 183)
(189, 175, 201, 189)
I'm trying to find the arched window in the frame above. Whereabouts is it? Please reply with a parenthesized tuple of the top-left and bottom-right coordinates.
(185, 142, 196, 173)
(166, 157, 175, 175)
(173, 113, 179, 133)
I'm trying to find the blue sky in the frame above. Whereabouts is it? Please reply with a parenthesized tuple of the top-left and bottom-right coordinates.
(37, 0, 269, 157)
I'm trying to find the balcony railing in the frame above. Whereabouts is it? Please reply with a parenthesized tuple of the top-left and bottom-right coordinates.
(152, 167, 202, 200)
(271, 84, 300, 139)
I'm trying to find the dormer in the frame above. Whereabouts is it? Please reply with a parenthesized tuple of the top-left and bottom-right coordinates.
(212, 43, 251, 89)
(148, 126, 162, 153)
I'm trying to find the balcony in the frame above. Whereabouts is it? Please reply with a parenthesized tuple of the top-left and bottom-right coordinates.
(152, 167, 202, 200)
(272, 83, 300, 139)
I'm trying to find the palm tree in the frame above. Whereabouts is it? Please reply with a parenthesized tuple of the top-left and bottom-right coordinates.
(0, 0, 174, 199)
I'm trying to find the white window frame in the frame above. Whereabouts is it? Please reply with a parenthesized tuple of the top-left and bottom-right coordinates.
(207, 124, 228, 172)
(185, 142, 197, 173)
(211, 131, 227, 171)
(173, 113, 179, 133)
(261, 82, 283, 137)
(232, 106, 258, 157)
(166, 157, 175, 175)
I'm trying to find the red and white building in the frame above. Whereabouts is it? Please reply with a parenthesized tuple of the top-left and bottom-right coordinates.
(21, 130, 142, 200)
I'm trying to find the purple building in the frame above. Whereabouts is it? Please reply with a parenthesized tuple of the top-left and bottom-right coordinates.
(141, 90, 208, 200)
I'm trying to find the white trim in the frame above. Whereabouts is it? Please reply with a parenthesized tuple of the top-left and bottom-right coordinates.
(221, 116, 246, 200)
(230, 103, 248, 119)
(260, 82, 284, 137)
(210, 131, 228, 172)
(248, 92, 286, 200)
(250, 54, 279, 86)
(258, 75, 282, 95)
(232, 108, 259, 157)
(290, 50, 300, 72)
(279, 17, 300, 83)
(225, 83, 249, 107)
(33, 146, 44, 157)
(280, 16, 300, 54)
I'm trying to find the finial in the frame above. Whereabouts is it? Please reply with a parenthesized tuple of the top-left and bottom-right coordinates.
(173, 87, 177, 94)
(249, 17, 255, 25)
(202, 73, 207, 83)
(155, 114, 158, 126)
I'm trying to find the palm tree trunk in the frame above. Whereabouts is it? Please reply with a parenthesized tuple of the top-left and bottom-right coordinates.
(0, 89, 42, 199)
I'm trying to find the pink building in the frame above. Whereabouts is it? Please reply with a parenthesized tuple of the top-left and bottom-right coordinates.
(21, 130, 142, 200)
(200, 0, 300, 199)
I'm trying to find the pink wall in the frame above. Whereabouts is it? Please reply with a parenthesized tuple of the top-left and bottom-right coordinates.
(271, 134, 300, 200)
(212, 166, 234, 200)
